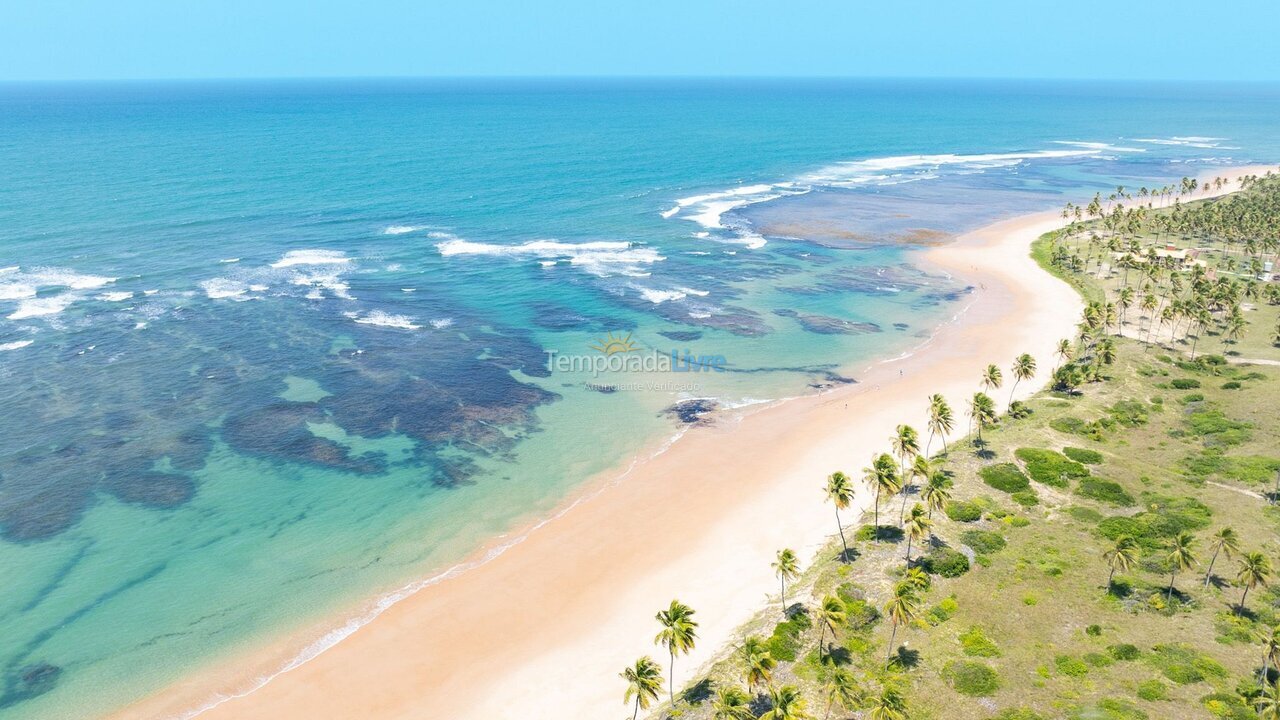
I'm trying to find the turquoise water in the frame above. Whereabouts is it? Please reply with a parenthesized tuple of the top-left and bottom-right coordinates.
(1, 79, 1278, 718)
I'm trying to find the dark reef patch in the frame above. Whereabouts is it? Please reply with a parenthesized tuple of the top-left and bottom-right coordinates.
(658, 330, 703, 342)
(773, 309, 882, 335)
(665, 398, 719, 426)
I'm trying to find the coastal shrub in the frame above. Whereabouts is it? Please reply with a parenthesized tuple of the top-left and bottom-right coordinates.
(959, 626, 1001, 657)
(1084, 652, 1113, 668)
(960, 530, 1006, 555)
(1068, 506, 1104, 523)
(1069, 698, 1148, 720)
(1179, 392, 1205, 404)
(1221, 381, 1242, 390)
(1148, 644, 1227, 685)
(1004, 516, 1031, 528)
(925, 595, 959, 625)
(1136, 679, 1168, 701)
(1076, 478, 1135, 506)
(843, 598, 880, 631)
(1097, 495, 1211, 548)
(1201, 692, 1255, 720)
(1051, 416, 1088, 435)
(1085, 624, 1103, 637)
(946, 501, 983, 522)
(1056, 655, 1089, 677)
(1186, 410, 1252, 446)
(854, 524, 903, 542)
(922, 548, 970, 578)
(1186, 450, 1280, 484)
(765, 612, 811, 662)
(1063, 447, 1104, 464)
(1170, 378, 1201, 390)
(1107, 644, 1141, 661)
(1011, 490, 1039, 507)
(943, 660, 999, 696)
(1108, 399, 1153, 426)
(1015, 448, 1089, 488)
(981, 463, 1031, 493)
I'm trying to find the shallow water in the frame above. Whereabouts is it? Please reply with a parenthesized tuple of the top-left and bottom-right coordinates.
(0, 78, 1277, 718)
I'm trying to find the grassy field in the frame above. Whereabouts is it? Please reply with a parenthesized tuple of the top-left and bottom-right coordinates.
(641, 176, 1280, 720)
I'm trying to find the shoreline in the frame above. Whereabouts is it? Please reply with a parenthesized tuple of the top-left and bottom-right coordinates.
(106, 165, 1266, 720)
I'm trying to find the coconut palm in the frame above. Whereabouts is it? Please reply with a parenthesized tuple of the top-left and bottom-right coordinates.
(1166, 532, 1197, 600)
(815, 595, 847, 661)
(883, 582, 919, 665)
(822, 668, 862, 720)
(981, 364, 1003, 393)
(620, 656, 663, 720)
(967, 392, 997, 446)
(1103, 535, 1140, 589)
(712, 686, 755, 720)
(1258, 680, 1280, 720)
(861, 454, 900, 542)
(902, 503, 931, 562)
(772, 549, 800, 616)
(903, 566, 931, 593)
(825, 471, 855, 561)
(921, 469, 951, 524)
(1259, 626, 1280, 686)
(1203, 527, 1241, 586)
(867, 684, 908, 720)
(741, 636, 776, 693)
(1054, 338, 1074, 372)
(654, 600, 698, 705)
(761, 685, 811, 720)
(1007, 353, 1036, 410)
(925, 394, 954, 455)
(891, 425, 919, 521)
(1238, 552, 1274, 613)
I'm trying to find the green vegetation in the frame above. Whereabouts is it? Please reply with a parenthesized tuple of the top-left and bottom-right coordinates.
(626, 172, 1280, 720)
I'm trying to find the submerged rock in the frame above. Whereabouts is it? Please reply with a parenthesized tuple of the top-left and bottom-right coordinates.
(664, 398, 719, 425)
(773, 309, 882, 335)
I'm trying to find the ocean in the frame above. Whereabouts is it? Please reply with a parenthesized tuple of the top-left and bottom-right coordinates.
(1, 78, 1277, 718)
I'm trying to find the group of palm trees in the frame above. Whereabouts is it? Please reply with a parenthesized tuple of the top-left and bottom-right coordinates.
(619, 350, 1041, 719)
(1050, 170, 1280, 360)
(1102, 526, 1273, 610)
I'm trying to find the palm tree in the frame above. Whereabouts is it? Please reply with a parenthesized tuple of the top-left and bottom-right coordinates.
(1166, 532, 1197, 600)
(1007, 353, 1036, 410)
(925, 394, 954, 455)
(867, 684, 908, 720)
(825, 471, 855, 561)
(1054, 338, 1074, 372)
(1258, 626, 1280, 686)
(772, 549, 800, 616)
(620, 656, 663, 720)
(1237, 552, 1274, 612)
(921, 469, 951, 524)
(712, 686, 755, 720)
(883, 582, 919, 665)
(1258, 680, 1280, 720)
(981, 364, 1003, 394)
(862, 454, 900, 541)
(891, 425, 919, 521)
(968, 392, 997, 446)
(902, 503, 932, 562)
(761, 685, 811, 720)
(815, 595, 847, 661)
(1103, 535, 1140, 589)
(1203, 527, 1241, 586)
(822, 668, 862, 720)
(654, 600, 698, 705)
(741, 636, 776, 693)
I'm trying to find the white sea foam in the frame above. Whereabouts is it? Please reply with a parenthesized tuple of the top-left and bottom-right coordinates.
(8, 295, 76, 320)
(200, 279, 250, 300)
(638, 287, 687, 304)
(1132, 136, 1240, 150)
(0, 340, 33, 351)
(350, 311, 421, 330)
(220, 258, 240, 264)
(430, 318, 454, 329)
(97, 291, 134, 302)
(383, 225, 425, 235)
(437, 237, 664, 277)
(270, 249, 352, 268)
(1051, 140, 1145, 153)
(0, 282, 36, 300)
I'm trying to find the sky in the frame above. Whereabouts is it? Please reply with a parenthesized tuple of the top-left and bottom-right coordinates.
(2, 0, 1279, 82)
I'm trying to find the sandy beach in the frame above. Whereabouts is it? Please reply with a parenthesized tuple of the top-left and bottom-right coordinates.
(109, 166, 1266, 720)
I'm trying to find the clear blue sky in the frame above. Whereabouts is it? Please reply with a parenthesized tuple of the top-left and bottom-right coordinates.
(3, 0, 1279, 82)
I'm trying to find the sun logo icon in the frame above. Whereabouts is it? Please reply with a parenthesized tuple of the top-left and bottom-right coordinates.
(590, 331, 638, 356)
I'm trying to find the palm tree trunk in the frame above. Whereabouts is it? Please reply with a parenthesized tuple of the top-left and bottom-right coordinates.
(1204, 548, 1220, 587)
(817, 622, 826, 661)
(925, 429, 935, 457)
(668, 649, 675, 705)
(898, 487, 909, 524)
(1167, 569, 1177, 601)
(1008, 380, 1020, 411)
(941, 432, 948, 455)
(779, 576, 787, 616)
(1107, 566, 1116, 589)
(873, 489, 881, 543)
(905, 535, 913, 562)
(1240, 585, 1251, 613)
(835, 506, 848, 561)
(886, 624, 899, 666)
(1262, 652, 1270, 685)
(632, 698, 640, 720)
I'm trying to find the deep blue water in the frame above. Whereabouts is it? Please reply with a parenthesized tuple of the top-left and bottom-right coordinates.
(0, 78, 1277, 718)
